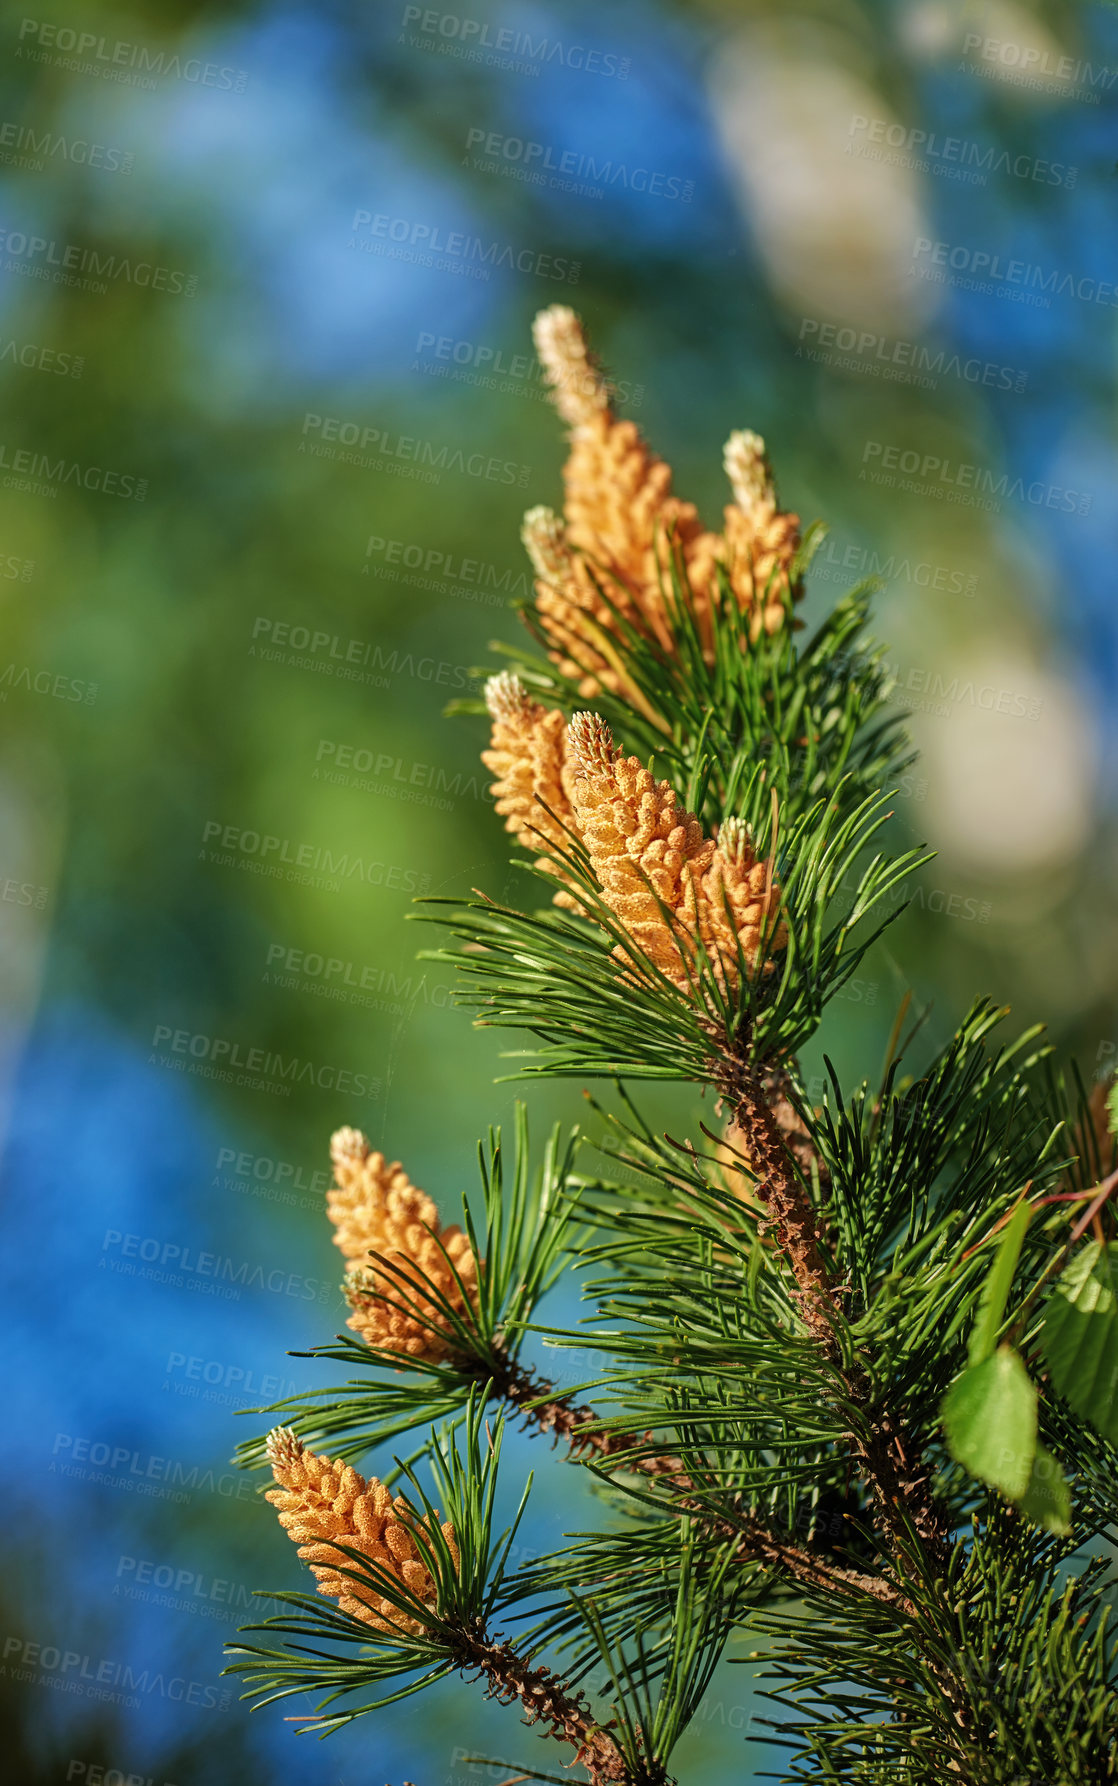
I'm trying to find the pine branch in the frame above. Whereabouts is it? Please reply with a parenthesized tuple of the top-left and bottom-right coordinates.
(476, 1347, 901, 1609)
(232, 1402, 673, 1781)
(757, 1062, 832, 1196)
(637, 1465, 901, 1610)
(241, 305, 1118, 1780)
(713, 1038, 839, 1351)
(452, 1628, 655, 1786)
(714, 1023, 948, 1552)
(711, 1029, 984, 1757)
(470, 1352, 608, 1450)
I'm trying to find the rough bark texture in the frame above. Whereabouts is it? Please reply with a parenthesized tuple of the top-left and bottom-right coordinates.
(713, 1045, 840, 1352)
(711, 1035, 973, 1752)
(761, 1060, 832, 1194)
(480, 1354, 901, 1607)
(474, 1041, 968, 1742)
(454, 1629, 659, 1786)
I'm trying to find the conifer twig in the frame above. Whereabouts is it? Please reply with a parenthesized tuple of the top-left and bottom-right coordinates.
(240, 306, 1118, 1780)
(452, 1630, 653, 1786)
(713, 1026, 949, 1553)
(472, 1351, 902, 1607)
(713, 1039, 839, 1352)
(760, 1062, 832, 1193)
(711, 1033, 977, 1747)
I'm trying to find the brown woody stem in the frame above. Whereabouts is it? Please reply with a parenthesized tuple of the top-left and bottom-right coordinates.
(716, 1035, 948, 1555)
(453, 1627, 660, 1786)
(475, 1352, 615, 1449)
(713, 1046, 840, 1352)
(712, 1035, 977, 1747)
(760, 1061, 832, 1196)
(473, 1351, 900, 1607)
(466, 1043, 963, 1711)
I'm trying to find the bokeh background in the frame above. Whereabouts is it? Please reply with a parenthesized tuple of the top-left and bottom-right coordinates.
(2, 0, 1117, 1780)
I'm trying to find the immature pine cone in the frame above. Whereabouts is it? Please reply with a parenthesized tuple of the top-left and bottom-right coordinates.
(699, 815, 788, 992)
(566, 713, 785, 995)
(567, 710, 712, 986)
(480, 671, 582, 907)
(526, 307, 802, 693)
(691, 431, 802, 641)
(266, 1427, 457, 1634)
(530, 305, 711, 694)
(328, 1127, 479, 1361)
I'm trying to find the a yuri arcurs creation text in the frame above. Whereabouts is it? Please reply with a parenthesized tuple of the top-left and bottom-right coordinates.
(228, 308, 1118, 1784)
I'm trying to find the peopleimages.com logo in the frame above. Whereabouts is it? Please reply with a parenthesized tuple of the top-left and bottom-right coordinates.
(163, 1348, 303, 1404)
(48, 1430, 254, 1508)
(959, 32, 1116, 104)
(362, 532, 530, 606)
(149, 1019, 381, 1099)
(198, 818, 431, 895)
(0, 225, 196, 295)
(250, 614, 481, 687)
(348, 210, 580, 283)
(212, 1144, 329, 1206)
(809, 535, 978, 597)
(298, 410, 530, 486)
(847, 115, 1075, 188)
(0, 118, 134, 174)
(67, 1759, 181, 1785)
(101, 1225, 334, 1301)
(0, 440, 145, 499)
(411, 328, 644, 407)
(0, 660, 96, 703)
(796, 318, 1026, 394)
(463, 127, 693, 201)
(0, 333, 83, 377)
(399, 7, 631, 80)
(312, 738, 484, 812)
(3, 1628, 226, 1715)
(17, 17, 248, 91)
(861, 441, 1091, 516)
(911, 238, 1118, 310)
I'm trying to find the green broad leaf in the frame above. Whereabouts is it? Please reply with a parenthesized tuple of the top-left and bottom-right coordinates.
(968, 1197, 1033, 1367)
(1041, 1241, 1118, 1444)
(1018, 1444, 1072, 1536)
(1107, 1080, 1118, 1138)
(942, 1345, 1037, 1501)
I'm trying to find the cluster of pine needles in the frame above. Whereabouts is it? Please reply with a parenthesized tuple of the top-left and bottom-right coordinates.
(226, 307, 1118, 1785)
